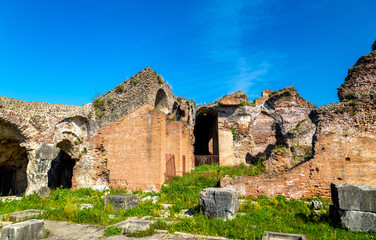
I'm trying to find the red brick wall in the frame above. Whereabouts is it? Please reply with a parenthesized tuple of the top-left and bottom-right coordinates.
(166, 121, 182, 175)
(221, 132, 376, 198)
(79, 104, 191, 191)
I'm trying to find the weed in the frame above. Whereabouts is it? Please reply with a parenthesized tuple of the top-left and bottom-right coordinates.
(274, 145, 287, 152)
(177, 96, 183, 102)
(104, 226, 122, 237)
(230, 125, 237, 141)
(95, 109, 105, 119)
(92, 91, 102, 101)
(293, 119, 307, 131)
(130, 78, 139, 86)
(344, 92, 357, 101)
(115, 85, 124, 93)
(81, 126, 87, 131)
(81, 148, 87, 154)
(125, 228, 155, 238)
(157, 75, 164, 84)
(93, 98, 106, 111)
(348, 100, 356, 107)
(239, 101, 248, 106)
(44, 229, 51, 238)
(74, 140, 80, 146)
(0, 105, 3, 108)
(258, 155, 266, 162)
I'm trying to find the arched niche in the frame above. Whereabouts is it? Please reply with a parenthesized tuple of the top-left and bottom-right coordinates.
(155, 89, 169, 114)
(0, 120, 29, 196)
(48, 140, 78, 189)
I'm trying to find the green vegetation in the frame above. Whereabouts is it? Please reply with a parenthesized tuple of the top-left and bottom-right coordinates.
(194, 163, 265, 177)
(230, 125, 237, 141)
(130, 78, 139, 86)
(157, 75, 164, 84)
(344, 92, 357, 101)
(104, 226, 122, 237)
(125, 227, 155, 237)
(274, 145, 287, 152)
(0, 165, 374, 239)
(176, 96, 183, 102)
(115, 85, 124, 93)
(293, 119, 307, 131)
(239, 100, 256, 107)
(95, 109, 105, 119)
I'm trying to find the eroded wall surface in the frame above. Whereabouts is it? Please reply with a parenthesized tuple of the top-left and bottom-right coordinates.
(221, 44, 376, 198)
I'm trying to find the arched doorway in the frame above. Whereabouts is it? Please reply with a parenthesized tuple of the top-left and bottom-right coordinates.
(193, 111, 219, 166)
(155, 89, 169, 114)
(48, 140, 77, 189)
(0, 120, 28, 196)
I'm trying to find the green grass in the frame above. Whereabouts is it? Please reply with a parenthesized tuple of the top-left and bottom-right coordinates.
(104, 226, 122, 237)
(194, 163, 265, 177)
(0, 166, 375, 239)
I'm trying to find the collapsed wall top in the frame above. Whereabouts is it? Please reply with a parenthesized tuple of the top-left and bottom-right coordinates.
(338, 41, 376, 101)
(92, 67, 176, 126)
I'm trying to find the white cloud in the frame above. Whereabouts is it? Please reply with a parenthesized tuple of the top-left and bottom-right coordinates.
(193, 0, 279, 97)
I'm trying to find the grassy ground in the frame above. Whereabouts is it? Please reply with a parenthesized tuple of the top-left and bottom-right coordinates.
(0, 164, 375, 239)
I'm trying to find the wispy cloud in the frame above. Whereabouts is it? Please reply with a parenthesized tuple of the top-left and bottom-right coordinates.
(193, 0, 282, 98)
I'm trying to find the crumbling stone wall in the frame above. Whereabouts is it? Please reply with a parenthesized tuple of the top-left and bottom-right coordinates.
(0, 66, 193, 195)
(221, 42, 376, 198)
(196, 87, 315, 169)
(92, 67, 176, 126)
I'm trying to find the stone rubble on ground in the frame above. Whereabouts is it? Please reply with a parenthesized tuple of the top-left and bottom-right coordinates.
(200, 188, 239, 220)
(0, 219, 44, 240)
(104, 194, 138, 212)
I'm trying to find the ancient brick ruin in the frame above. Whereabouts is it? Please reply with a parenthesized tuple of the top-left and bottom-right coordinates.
(0, 41, 375, 198)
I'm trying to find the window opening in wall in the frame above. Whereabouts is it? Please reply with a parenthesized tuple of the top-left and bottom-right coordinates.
(194, 112, 219, 166)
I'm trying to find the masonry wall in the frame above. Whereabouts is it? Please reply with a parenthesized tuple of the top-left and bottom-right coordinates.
(82, 104, 191, 191)
(100, 105, 166, 191)
(221, 100, 376, 198)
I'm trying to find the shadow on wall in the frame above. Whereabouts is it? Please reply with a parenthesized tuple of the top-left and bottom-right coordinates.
(0, 120, 29, 196)
(48, 151, 76, 189)
(155, 89, 169, 114)
(194, 111, 219, 166)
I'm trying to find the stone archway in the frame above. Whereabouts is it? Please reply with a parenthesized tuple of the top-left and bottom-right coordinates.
(155, 89, 169, 114)
(48, 140, 77, 189)
(0, 111, 36, 196)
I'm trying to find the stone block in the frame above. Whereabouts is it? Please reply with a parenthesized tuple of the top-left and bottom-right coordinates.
(200, 188, 239, 220)
(90, 185, 109, 191)
(338, 210, 376, 232)
(311, 200, 323, 210)
(331, 183, 376, 212)
(110, 219, 152, 233)
(0, 219, 44, 240)
(104, 194, 138, 212)
(261, 231, 307, 240)
(0, 209, 45, 222)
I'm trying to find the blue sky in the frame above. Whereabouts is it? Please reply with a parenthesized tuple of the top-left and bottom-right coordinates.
(1, 0, 375, 106)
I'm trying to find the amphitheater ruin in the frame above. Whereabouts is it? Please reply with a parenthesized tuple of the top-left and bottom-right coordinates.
(0, 41, 375, 199)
